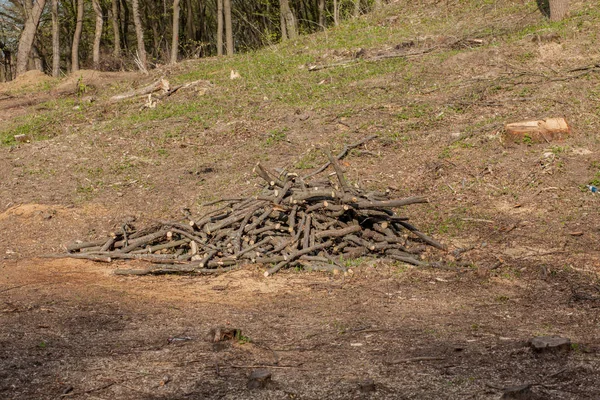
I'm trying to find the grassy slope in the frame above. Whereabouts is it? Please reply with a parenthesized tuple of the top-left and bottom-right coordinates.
(1, 0, 600, 269)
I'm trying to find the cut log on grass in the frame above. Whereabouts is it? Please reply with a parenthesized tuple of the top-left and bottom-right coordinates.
(504, 117, 570, 143)
(110, 78, 170, 102)
(59, 136, 446, 276)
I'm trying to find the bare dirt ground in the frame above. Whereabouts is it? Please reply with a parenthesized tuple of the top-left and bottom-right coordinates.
(2, 1, 600, 399)
(2, 255, 599, 399)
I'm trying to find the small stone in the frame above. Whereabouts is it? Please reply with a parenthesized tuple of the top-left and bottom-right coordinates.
(529, 336, 571, 353)
(14, 134, 30, 143)
(501, 384, 533, 400)
(247, 369, 272, 389)
(358, 378, 376, 393)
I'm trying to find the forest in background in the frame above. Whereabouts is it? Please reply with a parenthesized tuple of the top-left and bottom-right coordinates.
(0, 0, 570, 81)
(0, 0, 384, 80)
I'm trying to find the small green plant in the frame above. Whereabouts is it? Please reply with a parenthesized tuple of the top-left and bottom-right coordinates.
(38, 341, 47, 349)
(522, 134, 533, 145)
(551, 145, 568, 154)
(589, 170, 600, 187)
(439, 147, 451, 159)
(295, 150, 319, 169)
(235, 330, 251, 344)
(333, 320, 347, 335)
(76, 75, 87, 97)
(495, 295, 509, 303)
(265, 127, 288, 146)
(76, 184, 94, 194)
(340, 256, 365, 268)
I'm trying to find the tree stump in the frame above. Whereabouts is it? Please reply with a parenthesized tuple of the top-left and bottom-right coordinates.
(504, 118, 570, 143)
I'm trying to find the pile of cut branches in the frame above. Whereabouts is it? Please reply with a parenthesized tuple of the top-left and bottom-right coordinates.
(62, 139, 445, 276)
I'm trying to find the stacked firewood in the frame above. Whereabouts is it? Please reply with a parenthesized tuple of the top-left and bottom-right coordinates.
(63, 143, 445, 276)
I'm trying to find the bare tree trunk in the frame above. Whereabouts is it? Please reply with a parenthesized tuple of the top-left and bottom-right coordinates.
(280, 11, 287, 40)
(111, 0, 121, 57)
(31, 43, 43, 71)
(132, 0, 148, 71)
(71, 0, 84, 72)
(280, 0, 297, 40)
(120, 0, 129, 50)
(185, 0, 195, 40)
(217, 0, 223, 56)
(92, 0, 104, 69)
(15, 0, 47, 76)
(171, 0, 180, 63)
(354, 0, 360, 17)
(5, 50, 13, 81)
(51, 0, 60, 77)
(549, 0, 569, 21)
(318, 0, 325, 30)
(333, 0, 339, 26)
(223, 0, 233, 55)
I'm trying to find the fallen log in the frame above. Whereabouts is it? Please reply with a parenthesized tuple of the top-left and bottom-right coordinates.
(109, 78, 170, 102)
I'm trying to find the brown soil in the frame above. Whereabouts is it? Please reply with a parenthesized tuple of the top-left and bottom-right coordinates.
(1, 70, 55, 90)
(54, 70, 141, 94)
(2, 256, 599, 400)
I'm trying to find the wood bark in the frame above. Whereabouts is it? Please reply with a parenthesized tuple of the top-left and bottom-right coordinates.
(15, 0, 47, 76)
(51, 0, 60, 77)
(318, 0, 325, 29)
(120, 0, 129, 50)
(30, 42, 43, 71)
(549, 0, 569, 21)
(185, 0, 195, 41)
(132, 0, 148, 71)
(1, 47, 11, 81)
(171, 0, 181, 63)
(92, 0, 104, 70)
(280, 0, 297, 40)
(217, 0, 223, 55)
(280, 9, 287, 40)
(223, 0, 233, 55)
(147, 1, 161, 58)
(109, 78, 170, 102)
(333, 0, 339, 26)
(71, 0, 84, 72)
(111, 0, 122, 57)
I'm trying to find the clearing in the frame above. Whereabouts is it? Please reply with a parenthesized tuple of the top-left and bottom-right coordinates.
(1, 1, 599, 399)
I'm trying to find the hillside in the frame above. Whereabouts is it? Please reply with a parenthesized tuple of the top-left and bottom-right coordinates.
(1, 1, 599, 399)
